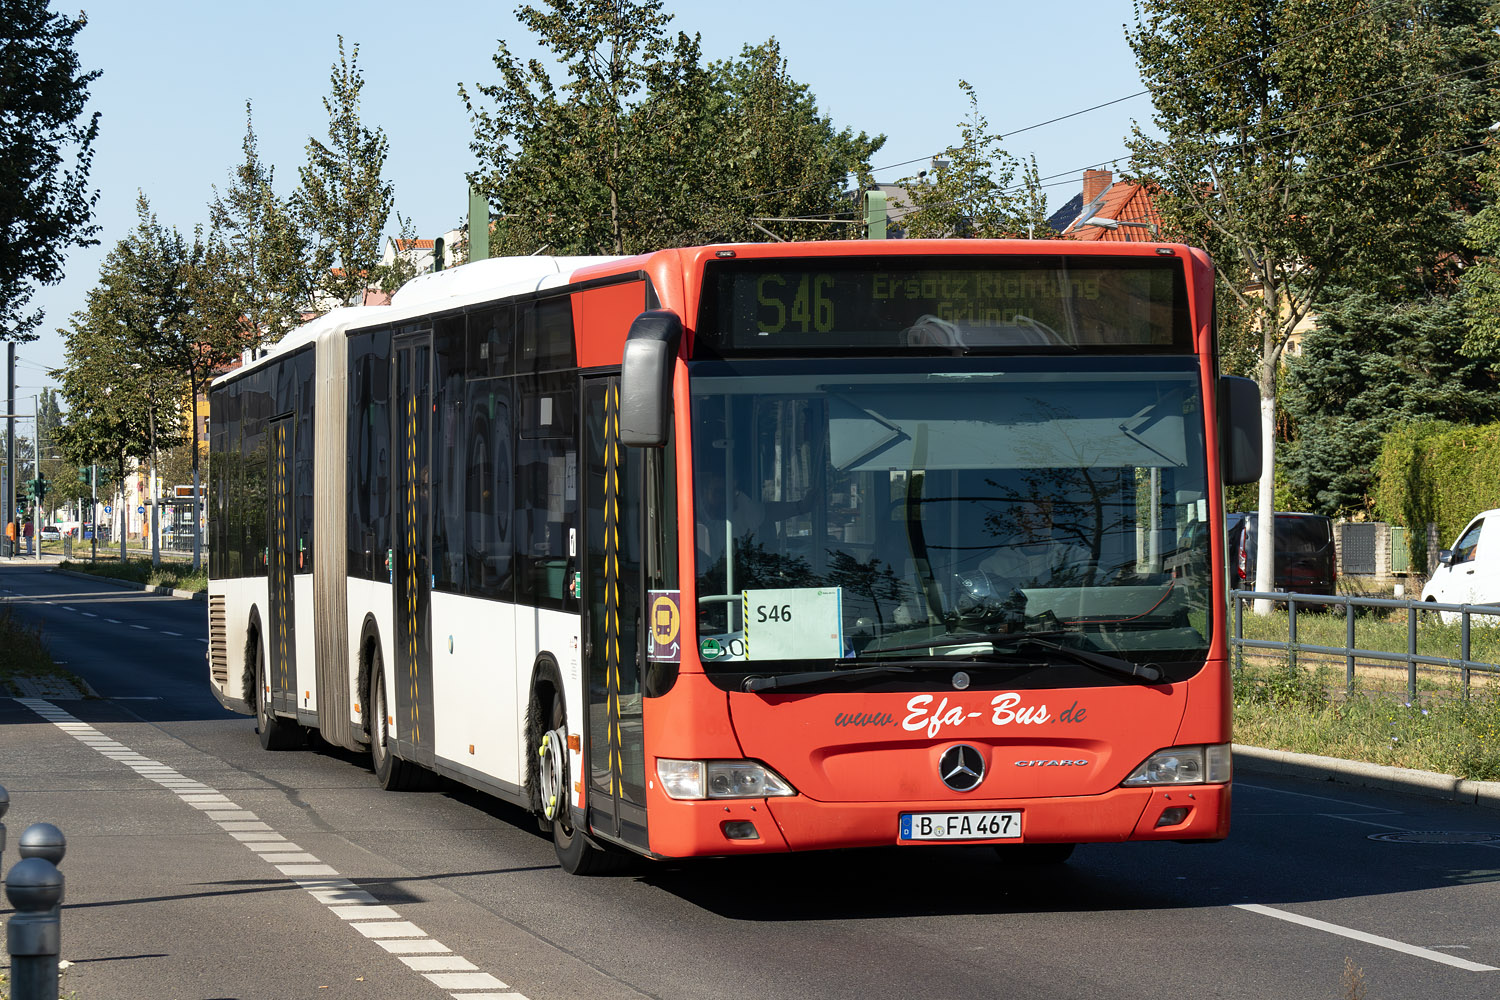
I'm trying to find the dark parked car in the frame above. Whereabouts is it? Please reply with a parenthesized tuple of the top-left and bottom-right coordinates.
(1227, 512, 1337, 599)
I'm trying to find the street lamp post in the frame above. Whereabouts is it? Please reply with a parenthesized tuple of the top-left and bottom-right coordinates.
(1080, 215, 1159, 239)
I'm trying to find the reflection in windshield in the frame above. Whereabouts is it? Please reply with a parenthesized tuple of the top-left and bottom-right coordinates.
(691, 360, 1214, 672)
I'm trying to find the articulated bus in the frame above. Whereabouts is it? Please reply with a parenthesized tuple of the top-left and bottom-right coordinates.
(207, 239, 1261, 874)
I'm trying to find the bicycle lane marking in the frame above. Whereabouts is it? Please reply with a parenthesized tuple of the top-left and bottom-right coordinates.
(17, 697, 528, 999)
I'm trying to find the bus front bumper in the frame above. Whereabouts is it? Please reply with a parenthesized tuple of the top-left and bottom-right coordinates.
(647, 784, 1230, 858)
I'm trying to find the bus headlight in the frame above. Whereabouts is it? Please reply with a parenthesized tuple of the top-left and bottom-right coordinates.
(1121, 744, 1231, 786)
(656, 759, 797, 800)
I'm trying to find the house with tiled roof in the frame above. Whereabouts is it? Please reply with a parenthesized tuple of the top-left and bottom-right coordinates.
(1058, 168, 1316, 356)
(1058, 169, 1162, 242)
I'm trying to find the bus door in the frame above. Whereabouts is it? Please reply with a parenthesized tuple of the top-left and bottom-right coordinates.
(267, 415, 296, 716)
(393, 335, 435, 766)
(582, 376, 647, 848)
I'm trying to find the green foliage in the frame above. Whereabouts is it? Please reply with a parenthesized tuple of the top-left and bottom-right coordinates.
(58, 557, 206, 592)
(1129, 0, 1500, 594)
(0, 1, 100, 342)
(893, 81, 1047, 239)
(296, 37, 399, 305)
(210, 102, 310, 345)
(702, 39, 884, 244)
(462, 5, 883, 253)
(1232, 663, 1329, 710)
(1373, 420, 1500, 565)
(1282, 289, 1500, 517)
(1234, 678, 1500, 782)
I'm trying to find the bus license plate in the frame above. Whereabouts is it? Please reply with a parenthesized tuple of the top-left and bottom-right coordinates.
(900, 811, 1021, 841)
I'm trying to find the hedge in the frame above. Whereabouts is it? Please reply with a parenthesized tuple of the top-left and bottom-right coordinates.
(1372, 420, 1500, 568)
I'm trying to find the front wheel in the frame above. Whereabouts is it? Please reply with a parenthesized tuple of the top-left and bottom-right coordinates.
(541, 690, 628, 876)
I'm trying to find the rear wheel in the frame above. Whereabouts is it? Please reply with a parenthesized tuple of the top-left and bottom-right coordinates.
(541, 690, 628, 875)
(255, 631, 302, 751)
(994, 842, 1075, 865)
(370, 652, 435, 791)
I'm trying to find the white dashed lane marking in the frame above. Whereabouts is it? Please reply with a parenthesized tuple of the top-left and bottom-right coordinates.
(17, 698, 529, 999)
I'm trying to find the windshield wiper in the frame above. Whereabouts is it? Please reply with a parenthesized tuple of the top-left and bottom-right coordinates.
(860, 631, 1162, 684)
(742, 664, 915, 693)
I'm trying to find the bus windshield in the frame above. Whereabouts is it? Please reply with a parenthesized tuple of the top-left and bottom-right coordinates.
(690, 357, 1214, 684)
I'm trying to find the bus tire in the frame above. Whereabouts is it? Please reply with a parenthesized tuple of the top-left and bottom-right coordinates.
(255, 628, 302, 751)
(541, 688, 627, 876)
(369, 651, 435, 791)
(995, 842, 1075, 865)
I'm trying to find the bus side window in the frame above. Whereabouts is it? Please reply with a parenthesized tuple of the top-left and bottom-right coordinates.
(433, 314, 466, 593)
(516, 372, 577, 608)
(520, 297, 575, 373)
(464, 379, 513, 599)
(467, 304, 513, 378)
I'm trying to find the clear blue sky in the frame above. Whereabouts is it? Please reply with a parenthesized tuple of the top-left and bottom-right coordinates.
(14, 0, 1151, 400)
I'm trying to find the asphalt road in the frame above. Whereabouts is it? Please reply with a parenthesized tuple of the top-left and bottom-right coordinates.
(3, 560, 1500, 1000)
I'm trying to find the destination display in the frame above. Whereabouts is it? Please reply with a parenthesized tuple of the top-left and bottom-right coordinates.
(699, 256, 1190, 355)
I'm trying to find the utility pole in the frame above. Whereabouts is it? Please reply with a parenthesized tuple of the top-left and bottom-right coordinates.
(6, 344, 14, 555)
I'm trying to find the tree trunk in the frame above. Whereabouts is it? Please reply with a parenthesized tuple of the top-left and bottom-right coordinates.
(1252, 361, 1277, 616)
(149, 405, 160, 567)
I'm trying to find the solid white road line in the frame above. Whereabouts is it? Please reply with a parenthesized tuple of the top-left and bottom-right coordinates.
(1235, 903, 1499, 972)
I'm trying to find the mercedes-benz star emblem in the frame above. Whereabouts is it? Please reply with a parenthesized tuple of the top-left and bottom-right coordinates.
(939, 744, 986, 792)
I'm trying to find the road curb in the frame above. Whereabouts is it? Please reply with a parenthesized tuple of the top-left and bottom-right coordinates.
(1234, 744, 1500, 810)
(47, 566, 206, 602)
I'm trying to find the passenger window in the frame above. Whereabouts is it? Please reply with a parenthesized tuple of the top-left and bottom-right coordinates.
(433, 315, 467, 593)
(516, 372, 577, 609)
(520, 297, 575, 372)
(464, 380, 513, 599)
(468, 304, 513, 378)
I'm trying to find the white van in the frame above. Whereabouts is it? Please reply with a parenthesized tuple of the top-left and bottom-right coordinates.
(1421, 509, 1500, 621)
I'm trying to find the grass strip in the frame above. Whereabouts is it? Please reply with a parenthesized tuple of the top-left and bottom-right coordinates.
(1234, 663, 1500, 781)
(56, 558, 206, 593)
(0, 605, 88, 697)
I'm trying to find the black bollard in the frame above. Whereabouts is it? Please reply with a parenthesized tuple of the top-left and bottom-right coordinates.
(0, 783, 9, 872)
(6, 856, 64, 1000)
(17, 822, 65, 867)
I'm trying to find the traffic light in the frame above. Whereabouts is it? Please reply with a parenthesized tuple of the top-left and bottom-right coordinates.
(27, 478, 48, 501)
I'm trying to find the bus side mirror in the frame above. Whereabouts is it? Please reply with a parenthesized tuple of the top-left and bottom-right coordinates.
(620, 310, 683, 448)
(1218, 375, 1262, 486)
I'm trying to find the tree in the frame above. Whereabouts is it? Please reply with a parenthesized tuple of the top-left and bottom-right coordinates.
(53, 294, 163, 563)
(0, 1, 100, 342)
(296, 37, 399, 306)
(210, 102, 311, 346)
(894, 81, 1048, 240)
(1127, 0, 1500, 610)
(463, 0, 701, 256)
(80, 193, 203, 564)
(462, 7, 883, 253)
(700, 39, 884, 243)
(1282, 287, 1500, 516)
(101, 196, 242, 567)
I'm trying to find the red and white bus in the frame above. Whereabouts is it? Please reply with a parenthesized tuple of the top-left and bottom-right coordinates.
(207, 240, 1260, 873)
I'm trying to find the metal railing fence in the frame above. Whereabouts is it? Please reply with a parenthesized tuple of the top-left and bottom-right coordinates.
(1229, 589, 1500, 702)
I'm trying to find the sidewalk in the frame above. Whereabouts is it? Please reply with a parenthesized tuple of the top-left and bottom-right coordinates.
(1234, 744, 1500, 809)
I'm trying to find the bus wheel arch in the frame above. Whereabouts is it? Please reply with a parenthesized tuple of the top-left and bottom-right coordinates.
(355, 615, 382, 746)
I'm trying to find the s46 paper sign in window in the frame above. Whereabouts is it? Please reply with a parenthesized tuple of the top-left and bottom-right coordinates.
(741, 587, 843, 660)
